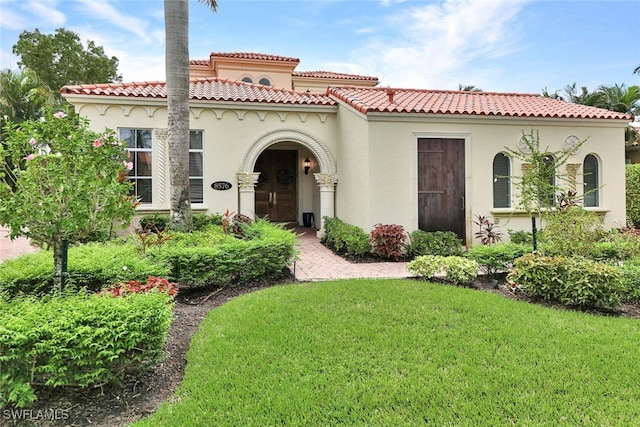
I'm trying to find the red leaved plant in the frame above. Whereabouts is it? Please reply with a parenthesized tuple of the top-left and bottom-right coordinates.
(370, 223, 407, 261)
(101, 276, 178, 298)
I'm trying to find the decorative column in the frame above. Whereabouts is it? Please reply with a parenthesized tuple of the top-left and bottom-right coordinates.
(236, 172, 260, 218)
(314, 172, 339, 237)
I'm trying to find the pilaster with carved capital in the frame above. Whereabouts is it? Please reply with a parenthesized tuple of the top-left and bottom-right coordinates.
(236, 172, 261, 191)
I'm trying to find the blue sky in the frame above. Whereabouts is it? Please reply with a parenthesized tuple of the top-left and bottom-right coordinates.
(0, 0, 638, 94)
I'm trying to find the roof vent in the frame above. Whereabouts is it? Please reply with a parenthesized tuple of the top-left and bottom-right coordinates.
(387, 88, 395, 103)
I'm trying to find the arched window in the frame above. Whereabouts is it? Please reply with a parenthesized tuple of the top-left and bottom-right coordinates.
(583, 154, 599, 207)
(493, 153, 510, 208)
(258, 77, 272, 86)
(241, 77, 253, 83)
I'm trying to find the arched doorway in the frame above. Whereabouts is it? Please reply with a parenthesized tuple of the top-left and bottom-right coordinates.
(236, 128, 338, 235)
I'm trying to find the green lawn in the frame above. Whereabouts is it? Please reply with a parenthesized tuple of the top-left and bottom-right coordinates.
(135, 279, 640, 426)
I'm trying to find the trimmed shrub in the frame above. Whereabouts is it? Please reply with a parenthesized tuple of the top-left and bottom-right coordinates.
(618, 260, 640, 303)
(408, 255, 477, 285)
(408, 230, 463, 257)
(507, 253, 623, 308)
(508, 229, 533, 245)
(370, 223, 408, 260)
(442, 256, 478, 285)
(626, 164, 640, 227)
(0, 241, 169, 298)
(139, 213, 169, 232)
(322, 217, 371, 258)
(160, 221, 297, 286)
(539, 207, 604, 257)
(590, 230, 640, 262)
(465, 243, 531, 277)
(192, 212, 223, 230)
(407, 255, 446, 279)
(0, 291, 174, 408)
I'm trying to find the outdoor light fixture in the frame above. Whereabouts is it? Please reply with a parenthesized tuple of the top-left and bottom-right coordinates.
(304, 158, 311, 175)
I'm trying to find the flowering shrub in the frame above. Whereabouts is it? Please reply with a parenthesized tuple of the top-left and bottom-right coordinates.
(101, 276, 178, 298)
(0, 108, 137, 289)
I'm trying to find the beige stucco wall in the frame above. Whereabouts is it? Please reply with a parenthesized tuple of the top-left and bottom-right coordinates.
(67, 97, 338, 227)
(67, 94, 628, 245)
(339, 111, 628, 244)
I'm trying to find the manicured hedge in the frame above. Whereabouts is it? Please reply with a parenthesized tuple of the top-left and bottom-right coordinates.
(0, 241, 169, 298)
(157, 220, 297, 287)
(0, 291, 174, 407)
(508, 253, 623, 308)
(322, 217, 371, 258)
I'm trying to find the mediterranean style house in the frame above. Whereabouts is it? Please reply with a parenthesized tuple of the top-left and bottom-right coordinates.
(61, 52, 633, 245)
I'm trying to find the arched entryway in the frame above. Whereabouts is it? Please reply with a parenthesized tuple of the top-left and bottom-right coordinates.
(236, 128, 338, 236)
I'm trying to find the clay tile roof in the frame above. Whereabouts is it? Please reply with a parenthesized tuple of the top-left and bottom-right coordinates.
(190, 59, 210, 66)
(293, 70, 379, 82)
(60, 78, 335, 106)
(209, 52, 300, 63)
(327, 87, 635, 120)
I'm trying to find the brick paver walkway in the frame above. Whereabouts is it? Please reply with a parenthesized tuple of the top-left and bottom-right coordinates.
(0, 226, 411, 281)
(292, 227, 410, 281)
(0, 227, 38, 262)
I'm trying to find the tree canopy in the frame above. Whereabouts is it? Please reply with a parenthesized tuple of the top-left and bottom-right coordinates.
(12, 28, 121, 96)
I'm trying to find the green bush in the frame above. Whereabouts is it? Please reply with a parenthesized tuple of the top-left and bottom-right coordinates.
(0, 241, 169, 298)
(408, 230, 463, 257)
(0, 291, 173, 408)
(465, 243, 531, 277)
(539, 207, 604, 257)
(160, 221, 297, 286)
(442, 256, 478, 285)
(590, 231, 640, 262)
(508, 229, 533, 245)
(322, 217, 371, 258)
(407, 255, 446, 279)
(407, 255, 477, 285)
(618, 260, 640, 303)
(139, 213, 169, 232)
(626, 164, 640, 227)
(192, 212, 223, 230)
(507, 253, 623, 308)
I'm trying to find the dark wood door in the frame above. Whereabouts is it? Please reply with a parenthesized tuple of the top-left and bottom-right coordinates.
(254, 150, 297, 222)
(418, 138, 465, 241)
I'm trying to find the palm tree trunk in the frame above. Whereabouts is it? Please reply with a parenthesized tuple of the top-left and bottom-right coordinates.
(164, 0, 192, 232)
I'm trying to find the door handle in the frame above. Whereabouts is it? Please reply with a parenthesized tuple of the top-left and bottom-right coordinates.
(273, 192, 277, 205)
(268, 192, 273, 207)
(461, 196, 465, 211)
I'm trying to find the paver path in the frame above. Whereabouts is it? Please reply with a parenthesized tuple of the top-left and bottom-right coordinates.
(292, 227, 410, 281)
(0, 226, 411, 281)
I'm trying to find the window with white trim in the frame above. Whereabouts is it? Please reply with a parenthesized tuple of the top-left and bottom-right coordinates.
(189, 130, 204, 203)
(583, 154, 599, 207)
(120, 128, 153, 203)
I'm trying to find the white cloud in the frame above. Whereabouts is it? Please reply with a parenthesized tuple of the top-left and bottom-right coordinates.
(25, 0, 66, 27)
(355, 0, 527, 89)
(75, 0, 163, 45)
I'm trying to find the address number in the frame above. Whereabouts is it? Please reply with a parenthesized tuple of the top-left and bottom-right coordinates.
(211, 181, 232, 191)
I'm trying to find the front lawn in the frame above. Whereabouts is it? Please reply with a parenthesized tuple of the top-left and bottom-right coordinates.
(135, 279, 640, 426)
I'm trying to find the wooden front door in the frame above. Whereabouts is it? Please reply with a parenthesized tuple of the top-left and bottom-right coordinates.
(418, 138, 466, 242)
(254, 150, 297, 222)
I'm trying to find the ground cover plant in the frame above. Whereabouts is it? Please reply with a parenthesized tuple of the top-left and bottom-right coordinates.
(135, 279, 640, 427)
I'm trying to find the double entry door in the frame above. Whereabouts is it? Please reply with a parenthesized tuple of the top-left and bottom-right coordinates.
(418, 138, 466, 242)
(254, 150, 297, 222)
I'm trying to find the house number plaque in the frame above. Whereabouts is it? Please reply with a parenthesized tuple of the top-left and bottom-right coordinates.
(211, 181, 232, 191)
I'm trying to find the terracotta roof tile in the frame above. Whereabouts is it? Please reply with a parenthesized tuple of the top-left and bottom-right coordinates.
(327, 87, 634, 120)
(209, 52, 300, 63)
(61, 78, 335, 106)
(293, 70, 379, 82)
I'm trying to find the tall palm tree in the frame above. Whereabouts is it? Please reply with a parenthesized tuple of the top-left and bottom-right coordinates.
(164, 0, 217, 232)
